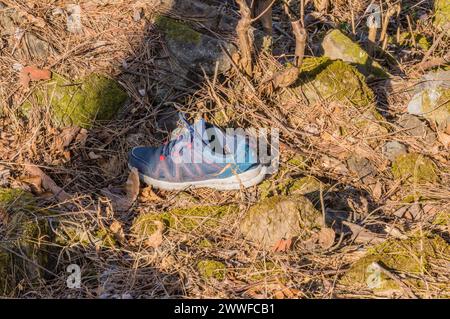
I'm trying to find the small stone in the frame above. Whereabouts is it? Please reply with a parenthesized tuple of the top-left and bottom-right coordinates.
(382, 141, 408, 162)
(407, 70, 450, 132)
(23, 73, 128, 128)
(397, 114, 437, 144)
(155, 16, 236, 75)
(346, 155, 376, 181)
(240, 195, 322, 250)
(66, 4, 83, 34)
(321, 29, 388, 79)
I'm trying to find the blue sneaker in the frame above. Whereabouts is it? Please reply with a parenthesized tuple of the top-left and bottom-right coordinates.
(128, 116, 267, 190)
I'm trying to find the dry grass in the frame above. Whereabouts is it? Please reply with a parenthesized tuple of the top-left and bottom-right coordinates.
(0, 0, 449, 299)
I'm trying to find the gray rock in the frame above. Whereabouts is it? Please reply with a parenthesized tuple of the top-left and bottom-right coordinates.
(240, 195, 322, 250)
(407, 70, 450, 132)
(397, 114, 437, 144)
(382, 141, 408, 162)
(321, 29, 388, 79)
(0, 2, 55, 60)
(155, 16, 236, 75)
(346, 155, 376, 181)
(434, 0, 450, 35)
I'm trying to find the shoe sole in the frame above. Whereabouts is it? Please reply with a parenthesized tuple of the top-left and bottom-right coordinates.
(131, 164, 268, 191)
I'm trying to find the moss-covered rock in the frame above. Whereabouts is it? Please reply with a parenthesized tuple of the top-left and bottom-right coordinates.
(287, 57, 375, 108)
(340, 234, 449, 295)
(321, 29, 389, 79)
(240, 195, 322, 249)
(0, 188, 50, 295)
(197, 259, 226, 281)
(434, 0, 450, 34)
(132, 205, 238, 238)
(155, 16, 236, 75)
(23, 73, 128, 128)
(391, 153, 438, 184)
(407, 70, 450, 132)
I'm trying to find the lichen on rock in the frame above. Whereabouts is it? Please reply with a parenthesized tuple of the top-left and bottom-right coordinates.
(23, 73, 128, 128)
(391, 153, 438, 184)
(132, 205, 238, 238)
(434, 0, 450, 34)
(407, 70, 450, 132)
(288, 57, 376, 109)
(155, 15, 236, 75)
(0, 188, 50, 295)
(240, 195, 322, 250)
(197, 259, 226, 281)
(321, 29, 388, 79)
(339, 234, 449, 296)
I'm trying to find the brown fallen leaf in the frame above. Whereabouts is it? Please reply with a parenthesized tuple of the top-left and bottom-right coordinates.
(272, 238, 293, 253)
(101, 169, 140, 212)
(437, 130, 450, 148)
(24, 164, 71, 202)
(145, 220, 164, 248)
(110, 220, 126, 243)
(318, 227, 335, 249)
(140, 186, 161, 202)
(343, 221, 385, 244)
(126, 168, 140, 203)
(19, 66, 51, 88)
(268, 66, 299, 89)
(54, 127, 80, 153)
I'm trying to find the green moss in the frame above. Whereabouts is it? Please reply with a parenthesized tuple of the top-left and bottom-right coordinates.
(323, 29, 388, 78)
(23, 73, 127, 128)
(155, 16, 201, 44)
(199, 239, 213, 248)
(0, 188, 50, 295)
(433, 210, 450, 227)
(0, 188, 35, 210)
(392, 153, 438, 184)
(197, 259, 226, 281)
(434, 0, 450, 32)
(249, 261, 284, 282)
(416, 35, 431, 51)
(340, 234, 449, 292)
(297, 57, 375, 109)
(94, 228, 117, 248)
(132, 205, 238, 236)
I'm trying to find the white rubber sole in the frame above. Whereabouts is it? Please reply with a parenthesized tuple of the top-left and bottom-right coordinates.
(134, 165, 268, 191)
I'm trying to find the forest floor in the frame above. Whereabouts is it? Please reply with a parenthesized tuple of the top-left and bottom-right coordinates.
(0, 0, 449, 298)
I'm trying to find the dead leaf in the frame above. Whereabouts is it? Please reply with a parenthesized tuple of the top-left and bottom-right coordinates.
(54, 127, 80, 153)
(272, 238, 293, 252)
(140, 186, 161, 202)
(437, 130, 450, 148)
(371, 181, 383, 201)
(343, 221, 385, 244)
(100, 169, 140, 212)
(21, 175, 43, 194)
(24, 164, 71, 202)
(269, 66, 299, 88)
(318, 227, 335, 249)
(126, 168, 140, 203)
(19, 66, 51, 88)
(110, 220, 126, 243)
(145, 220, 164, 248)
(75, 128, 88, 146)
